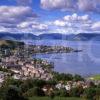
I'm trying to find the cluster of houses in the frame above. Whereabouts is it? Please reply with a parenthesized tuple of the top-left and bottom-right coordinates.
(42, 80, 100, 95)
(0, 54, 53, 84)
(0, 71, 10, 86)
(55, 80, 100, 91)
(0, 54, 100, 92)
(20, 45, 74, 54)
(0, 43, 99, 92)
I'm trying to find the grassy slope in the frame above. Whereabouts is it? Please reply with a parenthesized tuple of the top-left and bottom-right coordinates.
(0, 39, 24, 47)
(29, 97, 83, 100)
(0, 40, 9, 46)
(89, 75, 100, 80)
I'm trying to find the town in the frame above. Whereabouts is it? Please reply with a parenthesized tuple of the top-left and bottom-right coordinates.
(0, 39, 79, 84)
(0, 40, 100, 100)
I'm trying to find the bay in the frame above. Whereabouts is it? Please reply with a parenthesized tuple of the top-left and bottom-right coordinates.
(25, 40, 100, 77)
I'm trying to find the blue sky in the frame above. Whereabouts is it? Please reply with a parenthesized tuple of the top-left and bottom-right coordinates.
(0, 0, 100, 34)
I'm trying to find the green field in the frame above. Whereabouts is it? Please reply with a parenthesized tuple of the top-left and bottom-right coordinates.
(89, 75, 100, 80)
(29, 97, 84, 100)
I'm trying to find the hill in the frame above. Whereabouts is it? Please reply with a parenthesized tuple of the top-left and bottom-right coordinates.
(0, 39, 25, 49)
(0, 32, 37, 40)
(89, 75, 100, 80)
(0, 32, 100, 41)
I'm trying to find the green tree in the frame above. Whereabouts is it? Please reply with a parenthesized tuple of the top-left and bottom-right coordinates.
(70, 86, 84, 97)
(32, 79, 46, 88)
(24, 87, 45, 97)
(46, 80, 57, 86)
(48, 91, 55, 99)
(84, 88, 96, 100)
(89, 81, 96, 88)
(0, 78, 23, 99)
(53, 72, 73, 81)
(20, 79, 46, 93)
(20, 79, 35, 93)
(59, 88, 68, 97)
(73, 74, 84, 81)
(95, 88, 100, 100)
(3, 86, 28, 100)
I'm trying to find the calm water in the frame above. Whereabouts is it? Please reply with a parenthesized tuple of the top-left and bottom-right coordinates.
(26, 40, 100, 76)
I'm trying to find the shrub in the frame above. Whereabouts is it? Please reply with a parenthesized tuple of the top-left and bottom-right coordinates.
(3, 85, 28, 100)
(73, 74, 84, 81)
(24, 87, 45, 97)
(59, 88, 68, 97)
(84, 88, 96, 100)
(70, 86, 84, 97)
(54, 89, 60, 96)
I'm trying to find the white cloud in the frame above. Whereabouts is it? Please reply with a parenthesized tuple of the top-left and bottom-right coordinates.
(54, 13, 91, 28)
(0, 5, 48, 34)
(17, 21, 36, 28)
(54, 20, 66, 27)
(52, 13, 100, 34)
(0, 6, 39, 33)
(0, 6, 37, 24)
(50, 13, 96, 34)
(17, 22, 30, 28)
(17, 20, 48, 31)
(78, 0, 94, 12)
(80, 15, 90, 21)
(91, 22, 100, 30)
(0, 4, 99, 34)
(32, 24, 48, 31)
(64, 13, 90, 22)
(41, 0, 76, 11)
(0, 26, 8, 32)
(41, 0, 100, 13)
(78, 0, 100, 12)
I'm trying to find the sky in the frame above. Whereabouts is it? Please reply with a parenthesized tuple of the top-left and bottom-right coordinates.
(0, 0, 100, 35)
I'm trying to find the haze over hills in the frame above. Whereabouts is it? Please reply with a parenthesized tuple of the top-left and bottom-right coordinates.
(0, 32, 100, 41)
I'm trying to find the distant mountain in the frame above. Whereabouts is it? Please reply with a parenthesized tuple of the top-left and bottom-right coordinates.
(0, 32, 37, 40)
(0, 32, 100, 41)
(39, 33, 100, 41)
(75, 33, 100, 41)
